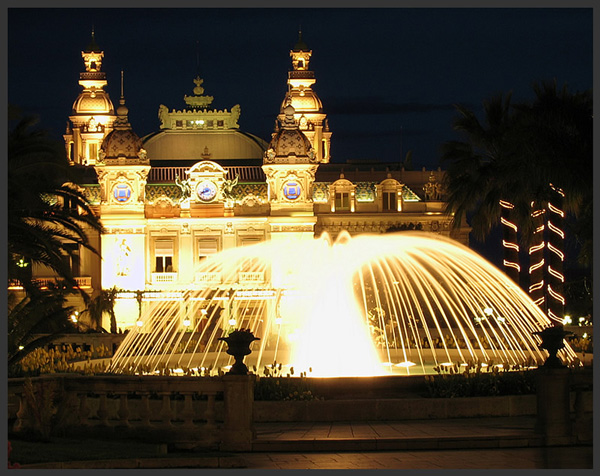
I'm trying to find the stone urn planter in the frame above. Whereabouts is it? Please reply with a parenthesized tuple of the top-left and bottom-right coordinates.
(533, 325, 572, 368)
(218, 329, 260, 375)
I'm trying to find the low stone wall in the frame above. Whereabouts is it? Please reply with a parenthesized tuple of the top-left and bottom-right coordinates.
(253, 391, 593, 422)
(253, 395, 536, 422)
(8, 374, 255, 451)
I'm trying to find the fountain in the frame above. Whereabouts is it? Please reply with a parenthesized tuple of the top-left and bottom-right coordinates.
(108, 231, 577, 377)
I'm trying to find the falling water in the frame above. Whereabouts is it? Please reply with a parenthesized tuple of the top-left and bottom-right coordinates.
(109, 232, 576, 376)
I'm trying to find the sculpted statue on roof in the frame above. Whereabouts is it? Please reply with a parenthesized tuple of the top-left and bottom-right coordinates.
(193, 76, 205, 95)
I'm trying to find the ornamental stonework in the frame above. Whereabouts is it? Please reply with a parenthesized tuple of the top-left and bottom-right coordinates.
(103, 227, 145, 235)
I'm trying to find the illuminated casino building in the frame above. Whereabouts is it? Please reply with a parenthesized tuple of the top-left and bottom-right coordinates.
(32, 32, 471, 330)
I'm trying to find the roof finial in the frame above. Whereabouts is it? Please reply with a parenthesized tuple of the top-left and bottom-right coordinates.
(120, 70, 124, 99)
(293, 26, 309, 52)
(116, 70, 129, 122)
(86, 26, 100, 53)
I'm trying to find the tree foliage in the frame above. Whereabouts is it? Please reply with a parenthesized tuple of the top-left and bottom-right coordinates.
(7, 286, 77, 371)
(82, 287, 119, 333)
(7, 113, 104, 294)
(7, 111, 105, 365)
(441, 80, 592, 264)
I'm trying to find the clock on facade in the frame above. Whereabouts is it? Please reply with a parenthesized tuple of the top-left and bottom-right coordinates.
(112, 183, 132, 203)
(283, 181, 301, 200)
(196, 180, 218, 202)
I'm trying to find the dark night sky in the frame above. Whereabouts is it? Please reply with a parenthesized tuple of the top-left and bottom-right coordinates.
(8, 5, 593, 171)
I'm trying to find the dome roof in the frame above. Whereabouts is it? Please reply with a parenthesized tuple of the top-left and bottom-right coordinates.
(265, 104, 315, 162)
(142, 129, 268, 162)
(72, 91, 114, 115)
(280, 90, 323, 113)
(269, 127, 313, 158)
(100, 94, 146, 162)
(101, 128, 145, 160)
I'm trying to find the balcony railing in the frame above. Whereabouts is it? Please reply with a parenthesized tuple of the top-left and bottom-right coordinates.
(8, 276, 92, 290)
(195, 272, 223, 285)
(238, 272, 265, 284)
(288, 70, 315, 79)
(151, 272, 178, 286)
(148, 166, 265, 183)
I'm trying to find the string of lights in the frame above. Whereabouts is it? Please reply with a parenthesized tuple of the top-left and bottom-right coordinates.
(499, 200, 520, 283)
(529, 202, 546, 311)
(546, 185, 565, 323)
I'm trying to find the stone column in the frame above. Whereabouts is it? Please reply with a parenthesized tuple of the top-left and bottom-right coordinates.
(535, 367, 574, 446)
(220, 375, 255, 451)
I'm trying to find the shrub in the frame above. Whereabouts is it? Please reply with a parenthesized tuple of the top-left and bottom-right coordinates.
(254, 376, 322, 401)
(424, 370, 536, 398)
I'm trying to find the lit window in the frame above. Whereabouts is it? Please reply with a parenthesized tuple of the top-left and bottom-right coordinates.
(155, 240, 174, 273)
(377, 179, 403, 212)
(329, 178, 355, 213)
(64, 196, 80, 214)
(335, 192, 351, 211)
(88, 143, 98, 162)
(63, 242, 81, 277)
(383, 192, 397, 211)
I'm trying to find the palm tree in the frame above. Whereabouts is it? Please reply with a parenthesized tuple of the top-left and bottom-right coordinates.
(440, 92, 525, 284)
(441, 81, 592, 320)
(7, 285, 77, 372)
(512, 81, 592, 320)
(7, 111, 104, 361)
(514, 81, 592, 247)
(8, 113, 104, 294)
(82, 287, 119, 333)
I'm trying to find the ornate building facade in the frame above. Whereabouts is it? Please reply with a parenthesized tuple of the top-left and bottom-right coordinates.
(31, 33, 470, 331)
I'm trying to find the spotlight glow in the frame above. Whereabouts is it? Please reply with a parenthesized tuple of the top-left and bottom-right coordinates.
(108, 232, 576, 376)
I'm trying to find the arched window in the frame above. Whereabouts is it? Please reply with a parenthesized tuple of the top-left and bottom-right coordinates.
(328, 176, 356, 213)
(376, 177, 403, 212)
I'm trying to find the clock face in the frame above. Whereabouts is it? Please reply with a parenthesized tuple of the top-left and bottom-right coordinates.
(196, 180, 218, 202)
(283, 181, 301, 200)
(112, 183, 132, 203)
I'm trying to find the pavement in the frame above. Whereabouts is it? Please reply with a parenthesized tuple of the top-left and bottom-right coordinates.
(18, 415, 594, 469)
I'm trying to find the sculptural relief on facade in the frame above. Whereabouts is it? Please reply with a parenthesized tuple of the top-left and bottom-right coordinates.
(423, 173, 444, 201)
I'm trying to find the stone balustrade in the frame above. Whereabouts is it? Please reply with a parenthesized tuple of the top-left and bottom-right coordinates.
(8, 374, 255, 451)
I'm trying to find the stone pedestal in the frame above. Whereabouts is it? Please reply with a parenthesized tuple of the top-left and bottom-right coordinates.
(535, 367, 574, 446)
(221, 375, 255, 451)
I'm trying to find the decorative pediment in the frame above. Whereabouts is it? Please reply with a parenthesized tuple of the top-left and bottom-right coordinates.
(331, 178, 355, 189)
(379, 177, 403, 188)
(188, 160, 227, 177)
